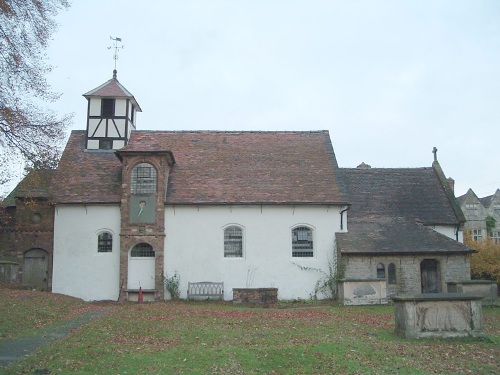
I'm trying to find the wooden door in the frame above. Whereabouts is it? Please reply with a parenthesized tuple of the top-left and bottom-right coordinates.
(23, 249, 49, 291)
(420, 259, 440, 293)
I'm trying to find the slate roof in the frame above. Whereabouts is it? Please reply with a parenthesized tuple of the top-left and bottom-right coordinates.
(53, 130, 348, 205)
(337, 217, 471, 254)
(337, 167, 472, 255)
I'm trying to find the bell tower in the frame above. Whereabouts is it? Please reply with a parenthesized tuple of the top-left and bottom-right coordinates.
(83, 70, 142, 150)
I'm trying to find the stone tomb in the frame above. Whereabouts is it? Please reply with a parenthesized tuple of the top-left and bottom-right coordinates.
(393, 293, 484, 339)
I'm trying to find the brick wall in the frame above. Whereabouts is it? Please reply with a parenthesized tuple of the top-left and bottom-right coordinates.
(233, 288, 278, 308)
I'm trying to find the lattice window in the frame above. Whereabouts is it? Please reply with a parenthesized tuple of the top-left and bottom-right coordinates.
(98, 232, 113, 253)
(131, 243, 155, 257)
(377, 263, 385, 279)
(292, 226, 313, 257)
(492, 231, 500, 244)
(388, 263, 396, 284)
(224, 226, 243, 257)
(465, 203, 479, 216)
(473, 229, 483, 241)
(131, 163, 157, 194)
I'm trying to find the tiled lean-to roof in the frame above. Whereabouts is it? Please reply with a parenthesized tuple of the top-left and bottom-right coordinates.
(337, 167, 472, 255)
(53, 130, 348, 205)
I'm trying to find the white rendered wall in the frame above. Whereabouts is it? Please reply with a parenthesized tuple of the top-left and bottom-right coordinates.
(52, 205, 121, 301)
(431, 225, 463, 242)
(164, 205, 342, 300)
(115, 99, 127, 116)
(89, 98, 101, 116)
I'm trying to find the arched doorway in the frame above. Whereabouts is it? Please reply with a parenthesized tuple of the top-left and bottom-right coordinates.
(128, 243, 155, 290)
(23, 248, 49, 291)
(420, 259, 440, 293)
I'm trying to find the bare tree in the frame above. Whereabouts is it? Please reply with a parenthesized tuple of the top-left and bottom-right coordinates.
(0, 0, 71, 188)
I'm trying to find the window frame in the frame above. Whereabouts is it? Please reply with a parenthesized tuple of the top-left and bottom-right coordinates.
(473, 229, 483, 241)
(97, 231, 113, 253)
(291, 226, 314, 258)
(131, 243, 155, 257)
(101, 98, 115, 117)
(223, 225, 244, 258)
(131, 163, 157, 195)
(388, 263, 396, 284)
(376, 263, 385, 279)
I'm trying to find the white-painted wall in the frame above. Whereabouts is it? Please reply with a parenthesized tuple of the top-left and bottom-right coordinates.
(431, 225, 463, 242)
(52, 205, 121, 301)
(115, 99, 127, 116)
(164, 205, 343, 300)
(89, 98, 100, 116)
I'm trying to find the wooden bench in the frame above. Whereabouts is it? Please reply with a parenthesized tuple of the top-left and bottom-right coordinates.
(187, 282, 224, 300)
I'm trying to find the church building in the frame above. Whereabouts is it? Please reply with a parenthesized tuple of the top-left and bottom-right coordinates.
(0, 72, 473, 303)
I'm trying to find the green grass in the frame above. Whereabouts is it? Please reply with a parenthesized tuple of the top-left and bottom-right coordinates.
(1, 286, 499, 374)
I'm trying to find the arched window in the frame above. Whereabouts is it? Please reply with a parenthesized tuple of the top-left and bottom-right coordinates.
(376, 263, 385, 279)
(224, 226, 243, 257)
(292, 226, 313, 257)
(388, 263, 396, 284)
(98, 232, 113, 253)
(131, 163, 157, 194)
(131, 243, 155, 257)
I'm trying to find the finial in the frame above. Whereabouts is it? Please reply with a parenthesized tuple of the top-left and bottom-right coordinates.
(108, 36, 124, 71)
(113, 69, 117, 80)
(432, 147, 438, 162)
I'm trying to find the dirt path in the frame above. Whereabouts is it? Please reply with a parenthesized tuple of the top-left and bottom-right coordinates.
(0, 309, 106, 367)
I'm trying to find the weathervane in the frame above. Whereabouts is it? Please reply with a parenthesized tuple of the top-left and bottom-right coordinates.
(108, 36, 124, 71)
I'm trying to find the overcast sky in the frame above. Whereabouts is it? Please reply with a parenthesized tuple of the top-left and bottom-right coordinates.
(34, 0, 500, 198)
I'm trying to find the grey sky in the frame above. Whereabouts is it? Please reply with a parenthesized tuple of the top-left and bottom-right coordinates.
(37, 0, 499, 198)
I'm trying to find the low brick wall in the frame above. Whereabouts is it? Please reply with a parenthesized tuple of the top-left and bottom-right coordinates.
(233, 288, 278, 308)
(393, 293, 484, 339)
(447, 280, 498, 306)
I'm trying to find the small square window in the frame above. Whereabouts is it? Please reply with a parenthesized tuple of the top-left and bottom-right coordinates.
(101, 99, 115, 117)
(473, 229, 483, 241)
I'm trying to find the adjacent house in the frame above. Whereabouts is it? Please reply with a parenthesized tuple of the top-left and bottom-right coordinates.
(0, 72, 473, 302)
(457, 189, 500, 243)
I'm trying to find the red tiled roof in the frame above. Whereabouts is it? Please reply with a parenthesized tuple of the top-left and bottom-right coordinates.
(83, 77, 142, 111)
(53, 132, 122, 204)
(53, 130, 348, 205)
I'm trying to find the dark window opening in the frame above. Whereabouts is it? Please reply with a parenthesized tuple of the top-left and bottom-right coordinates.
(99, 140, 112, 150)
(377, 263, 385, 279)
(131, 243, 155, 257)
(388, 263, 396, 284)
(131, 163, 157, 194)
(98, 232, 113, 253)
(224, 226, 243, 257)
(101, 99, 115, 117)
(292, 226, 313, 257)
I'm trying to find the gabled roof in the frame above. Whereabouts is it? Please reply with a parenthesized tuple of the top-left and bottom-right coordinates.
(52, 130, 348, 205)
(456, 188, 480, 206)
(337, 166, 471, 255)
(340, 167, 462, 225)
(83, 72, 142, 111)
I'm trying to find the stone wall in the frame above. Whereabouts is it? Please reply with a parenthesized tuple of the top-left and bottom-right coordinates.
(343, 254, 471, 296)
(233, 288, 278, 308)
(393, 294, 484, 339)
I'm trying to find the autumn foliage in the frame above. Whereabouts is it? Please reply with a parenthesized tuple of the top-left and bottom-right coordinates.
(465, 231, 500, 283)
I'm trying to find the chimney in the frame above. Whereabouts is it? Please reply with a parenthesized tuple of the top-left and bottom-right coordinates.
(447, 177, 455, 194)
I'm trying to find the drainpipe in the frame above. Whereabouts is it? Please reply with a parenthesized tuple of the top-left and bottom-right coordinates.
(340, 205, 350, 230)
